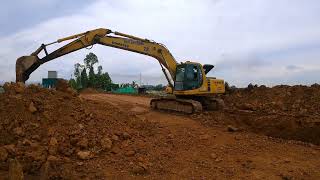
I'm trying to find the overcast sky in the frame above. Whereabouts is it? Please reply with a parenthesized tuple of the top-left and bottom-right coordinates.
(1, 0, 320, 86)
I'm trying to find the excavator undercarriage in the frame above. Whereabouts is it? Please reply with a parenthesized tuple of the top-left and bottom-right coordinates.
(151, 96, 224, 114)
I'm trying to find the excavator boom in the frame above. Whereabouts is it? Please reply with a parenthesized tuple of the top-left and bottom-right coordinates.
(16, 28, 176, 87)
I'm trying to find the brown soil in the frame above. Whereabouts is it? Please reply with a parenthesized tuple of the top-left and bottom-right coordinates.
(0, 83, 319, 179)
(193, 85, 320, 145)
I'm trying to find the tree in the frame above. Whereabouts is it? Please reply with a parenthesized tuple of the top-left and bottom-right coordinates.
(80, 68, 88, 88)
(88, 66, 95, 88)
(84, 52, 98, 70)
(70, 52, 112, 91)
(69, 78, 77, 89)
(84, 52, 99, 88)
(97, 65, 103, 75)
(74, 63, 81, 78)
(73, 63, 84, 89)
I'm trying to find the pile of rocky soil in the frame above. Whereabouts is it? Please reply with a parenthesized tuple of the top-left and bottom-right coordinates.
(193, 84, 320, 144)
(225, 84, 320, 114)
(0, 82, 158, 179)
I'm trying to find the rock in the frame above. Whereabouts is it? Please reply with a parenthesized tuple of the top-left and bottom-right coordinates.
(14, 82, 25, 94)
(238, 103, 255, 111)
(70, 137, 79, 146)
(58, 145, 74, 157)
(62, 157, 71, 162)
(25, 148, 47, 162)
(77, 138, 88, 149)
(47, 127, 55, 137)
(283, 158, 291, 163)
(234, 136, 241, 140)
(121, 140, 130, 148)
(100, 137, 112, 150)
(31, 135, 41, 141)
(22, 139, 32, 146)
(8, 159, 24, 180)
(132, 166, 145, 175)
(47, 155, 59, 162)
(48, 146, 58, 155)
(3, 144, 16, 155)
(111, 146, 121, 154)
(77, 151, 92, 160)
(56, 79, 70, 92)
(122, 132, 131, 139)
(125, 150, 136, 157)
(199, 134, 210, 140)
(30, 122, 40, 128)
(13, 127, 24, 136)
(77, 162, 84, 166)
(43, 111, 51, 120)
(210, 153, 217, 159)
(227, 125, 238, 132)
(111, 135, 119, 141)
(167, 134, 174, 139)
(137, 156, 145, 162)
(0, 147, 8, 161)
(28, 102, 37, 113)
(131, 162, 148, 175)
(66, 87, 77, 96)
(49, 137, 58, 146)
(40, 161, 50, 180)
(49, 137, 58, 155)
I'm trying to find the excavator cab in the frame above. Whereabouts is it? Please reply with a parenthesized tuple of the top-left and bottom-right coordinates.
(174, 63, 203, 91)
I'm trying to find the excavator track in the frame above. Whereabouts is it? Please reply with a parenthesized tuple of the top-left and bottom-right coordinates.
(150, 97, 202, 114)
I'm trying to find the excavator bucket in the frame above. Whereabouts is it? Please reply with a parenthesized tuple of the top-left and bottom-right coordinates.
(16, 56, 39, 83)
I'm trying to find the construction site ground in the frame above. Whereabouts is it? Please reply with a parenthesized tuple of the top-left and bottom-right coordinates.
(0, 83, 319, 179)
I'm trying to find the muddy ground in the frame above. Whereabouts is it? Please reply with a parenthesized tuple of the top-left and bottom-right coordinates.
(0, 83, 319, 179)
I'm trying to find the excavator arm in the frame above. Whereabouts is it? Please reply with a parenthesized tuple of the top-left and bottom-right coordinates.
(16, 28, 177, 87)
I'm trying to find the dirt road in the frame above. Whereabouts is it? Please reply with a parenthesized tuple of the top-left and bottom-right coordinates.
(81, 93, 320, 179)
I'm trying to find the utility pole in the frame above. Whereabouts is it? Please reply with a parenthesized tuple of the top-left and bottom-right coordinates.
(139, 73, 142, 86)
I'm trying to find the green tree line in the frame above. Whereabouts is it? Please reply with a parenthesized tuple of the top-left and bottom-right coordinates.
(69, 52, 116, 90)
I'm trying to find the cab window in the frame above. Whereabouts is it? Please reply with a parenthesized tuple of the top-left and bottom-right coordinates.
(174, 64, 202, 91)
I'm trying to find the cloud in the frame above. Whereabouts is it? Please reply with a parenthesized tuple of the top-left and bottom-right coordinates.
(0, 0, 93, 36)
(0, 0, 320, 87)
(286, 65, 303, 71)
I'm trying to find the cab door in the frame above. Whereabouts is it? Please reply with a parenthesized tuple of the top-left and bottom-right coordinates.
(174, 64, 202, 91)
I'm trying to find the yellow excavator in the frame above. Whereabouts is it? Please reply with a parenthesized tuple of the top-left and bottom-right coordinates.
(16, 28, 225, 113)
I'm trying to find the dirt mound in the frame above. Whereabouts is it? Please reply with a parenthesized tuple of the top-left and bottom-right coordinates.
(193, 84, 320, 144)
(225, 84, 320, 114)
(0, 82, 158, 179)
(1, 83, 319, 179)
